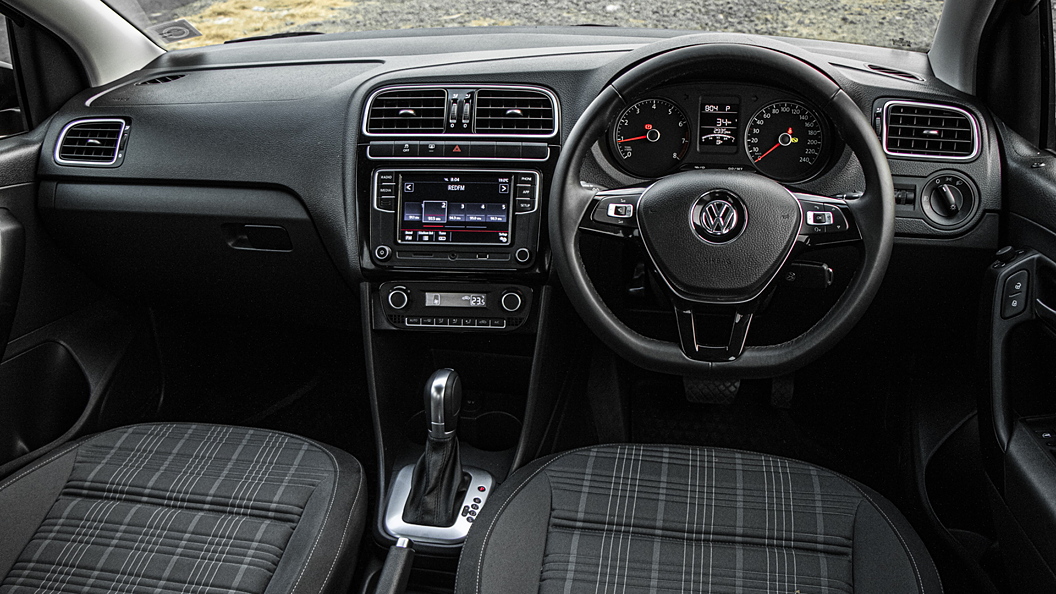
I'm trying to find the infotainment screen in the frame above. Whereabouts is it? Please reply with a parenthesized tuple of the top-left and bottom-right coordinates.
(397, 172, 512, 245)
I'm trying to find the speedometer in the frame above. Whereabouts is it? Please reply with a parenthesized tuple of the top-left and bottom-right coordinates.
(744, 101, 826, 181)
(612, 98, 691, 178)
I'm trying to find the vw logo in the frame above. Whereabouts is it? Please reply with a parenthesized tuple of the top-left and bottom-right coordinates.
(692, 191, 745, 243)
(700, 200, 738, 237)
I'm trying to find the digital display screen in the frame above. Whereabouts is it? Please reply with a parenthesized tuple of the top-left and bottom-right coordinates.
(424, 292, 487, 308)
(398, 172, 512, 245)
(699, 99, 740, 151)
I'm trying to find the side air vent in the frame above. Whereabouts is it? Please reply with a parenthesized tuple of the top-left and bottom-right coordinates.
(866, 64, 923, 81)
(54, 119, 128, 166)
(474, 89, 556, 135)
(136, 74, 186, 85)
(883, 101, 978, 160)
(366, 88, 447, 133)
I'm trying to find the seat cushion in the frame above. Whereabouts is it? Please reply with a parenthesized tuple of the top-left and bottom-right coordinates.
(456, 444, 942, 594)
(0, 423, 366, 594)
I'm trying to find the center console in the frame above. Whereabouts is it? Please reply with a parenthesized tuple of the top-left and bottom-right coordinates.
(358, 83, 559, 555)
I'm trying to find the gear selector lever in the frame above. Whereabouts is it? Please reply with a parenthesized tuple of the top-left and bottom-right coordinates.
(402, 369, 470, 527)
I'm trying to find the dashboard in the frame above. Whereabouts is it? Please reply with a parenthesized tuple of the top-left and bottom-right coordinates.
(30, 29, 1002, 329)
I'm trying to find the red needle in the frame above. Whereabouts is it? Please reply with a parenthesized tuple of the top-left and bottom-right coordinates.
(618, 135, 648, 143)
(754, 142, 781, 162)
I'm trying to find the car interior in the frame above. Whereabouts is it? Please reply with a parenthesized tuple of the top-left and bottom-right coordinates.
(1, 0, 1055, 592)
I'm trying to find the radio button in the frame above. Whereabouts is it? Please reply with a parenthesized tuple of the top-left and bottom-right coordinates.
(516, 185, 534, 198)
(515, 199, 535, 213)
(377, 184, 396, 197)
(516, 174, 536, 186)
(469, 142, 496, 158)
(378, 197, 395, 211)
(377, 171, 396, 184)
(515, 248, 532, 264)
(369, 141, 394, 157)
(375, 245, 392, 261)
(521, 143, 548, 159)
(495, 142, 521, 159)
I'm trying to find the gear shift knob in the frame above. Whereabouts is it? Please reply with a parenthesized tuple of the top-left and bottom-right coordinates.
(425, 368, 461, 439)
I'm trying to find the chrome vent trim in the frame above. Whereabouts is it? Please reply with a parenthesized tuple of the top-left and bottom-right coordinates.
(54, 119, 127, 166)
(366, 88, 447, 133)
(883, 100, 979, 160)
(363, 85, 559, 138)
(474, 88, 556, 135)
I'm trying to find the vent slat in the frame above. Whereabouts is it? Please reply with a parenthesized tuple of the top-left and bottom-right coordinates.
(56, 120, 125, 165)
(474, 89, 555, 135)
(136, 74, 186, 85)
(367, 89, 446, 133)
(884, 103, 976, 158)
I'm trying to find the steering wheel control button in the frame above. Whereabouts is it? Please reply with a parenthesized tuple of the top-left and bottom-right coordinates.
(1001, 270, 1029, 319)
(375, 245, 392, 261)
(501, 291, 523, 312)
(807, 211, 833, 226)
(607, 203, 634, 218)
(798, 201, 849, 235)
(691, 191, 745, 244)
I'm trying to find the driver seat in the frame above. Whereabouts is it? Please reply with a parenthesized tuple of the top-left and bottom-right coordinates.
(456, 444, 941, 593)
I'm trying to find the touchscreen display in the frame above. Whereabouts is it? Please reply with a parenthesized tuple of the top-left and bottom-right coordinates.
(398, 172, 512, 245)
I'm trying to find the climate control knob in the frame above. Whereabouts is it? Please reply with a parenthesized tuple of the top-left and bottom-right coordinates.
(387, 287, 410, 310)
(500, 291, 523, 313)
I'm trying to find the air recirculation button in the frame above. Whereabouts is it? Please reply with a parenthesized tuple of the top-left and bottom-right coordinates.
(921, 173, 975, 228)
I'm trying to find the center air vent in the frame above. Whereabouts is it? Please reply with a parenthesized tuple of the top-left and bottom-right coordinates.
(54, 119, 128, 166)
(366, 88, 447, 133)
(883, 101, 978, 160)
(474, 89, 555, 135)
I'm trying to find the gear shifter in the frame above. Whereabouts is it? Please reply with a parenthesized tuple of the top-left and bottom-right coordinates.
(402, 369, 469, 527)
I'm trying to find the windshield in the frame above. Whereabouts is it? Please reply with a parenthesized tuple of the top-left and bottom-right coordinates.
(108, 0, 944, 51)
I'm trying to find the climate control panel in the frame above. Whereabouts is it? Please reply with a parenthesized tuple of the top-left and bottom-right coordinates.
(375, 281, 533, 331)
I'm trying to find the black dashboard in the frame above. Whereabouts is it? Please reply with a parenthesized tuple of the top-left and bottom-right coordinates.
(30, 29, 1002, 328)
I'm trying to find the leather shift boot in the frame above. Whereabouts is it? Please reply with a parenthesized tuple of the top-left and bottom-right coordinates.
(402, 436, 467, 526)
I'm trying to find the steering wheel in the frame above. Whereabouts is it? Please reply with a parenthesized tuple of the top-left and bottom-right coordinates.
(550, 44, 894, 378)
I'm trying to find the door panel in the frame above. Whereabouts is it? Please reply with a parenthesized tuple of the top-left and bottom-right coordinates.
(980, 121, 1056, 592)
(0, 128, 143, 478)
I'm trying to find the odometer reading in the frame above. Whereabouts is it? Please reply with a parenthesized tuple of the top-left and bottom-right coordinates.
(612, 98, 691, 178)
(744, 101, 826, 181)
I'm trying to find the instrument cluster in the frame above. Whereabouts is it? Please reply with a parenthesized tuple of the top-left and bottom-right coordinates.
(607, 83, 837, 183)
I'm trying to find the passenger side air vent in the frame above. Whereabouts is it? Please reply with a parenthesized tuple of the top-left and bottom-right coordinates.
(474, 88, 555, 135)
(866, 64, 923, 81)
(367, 88, 447, 133)
(136, 74, 186, 85)
(883, 101, 978, 159)
(54, 119, 128, 166)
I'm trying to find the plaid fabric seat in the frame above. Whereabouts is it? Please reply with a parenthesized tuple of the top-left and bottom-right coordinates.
(0, 423, 365, 594)
(456, 445, 943, 594)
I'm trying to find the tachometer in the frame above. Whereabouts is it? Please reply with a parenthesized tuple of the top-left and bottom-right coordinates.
(612, 99, 691, 178)
(744, 101, 826, 181)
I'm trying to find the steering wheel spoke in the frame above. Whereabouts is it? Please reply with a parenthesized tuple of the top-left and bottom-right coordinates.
(673, 298, 759, 362)
(578, 186, 647, 239)
(793, 192, 862, 248)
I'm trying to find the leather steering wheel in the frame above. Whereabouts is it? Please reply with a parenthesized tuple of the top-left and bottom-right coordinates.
(550, 43, 894, 378)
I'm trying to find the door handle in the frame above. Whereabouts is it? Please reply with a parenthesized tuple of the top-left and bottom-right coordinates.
(0, 209, 24, 361)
